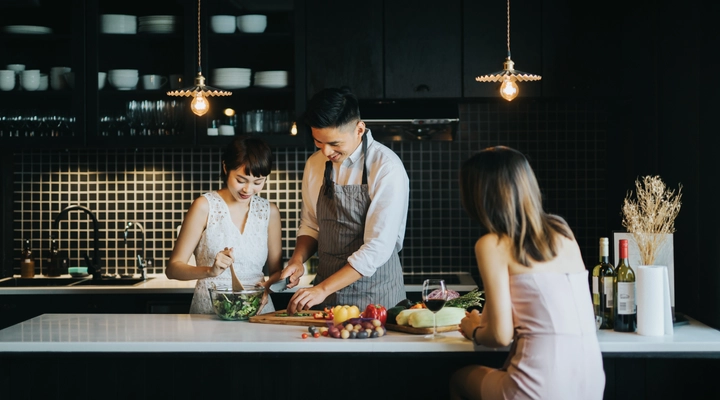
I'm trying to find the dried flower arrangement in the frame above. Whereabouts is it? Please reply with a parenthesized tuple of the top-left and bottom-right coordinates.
(621, 175, 683, 265)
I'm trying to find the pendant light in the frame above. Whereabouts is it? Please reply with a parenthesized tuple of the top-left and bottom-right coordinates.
(475, 0, 541, 101)
(167, 0, 231, 116)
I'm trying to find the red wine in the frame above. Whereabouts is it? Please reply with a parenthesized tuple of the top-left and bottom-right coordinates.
(425, 299, 446, 312)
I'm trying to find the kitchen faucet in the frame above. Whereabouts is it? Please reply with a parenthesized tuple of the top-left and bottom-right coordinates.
(123, 221, 148, 280)
(52, 204, 102, 280)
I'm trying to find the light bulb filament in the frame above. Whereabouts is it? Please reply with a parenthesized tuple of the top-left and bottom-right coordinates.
(190, 92, 209, 116)
(500, 78, 519, 101)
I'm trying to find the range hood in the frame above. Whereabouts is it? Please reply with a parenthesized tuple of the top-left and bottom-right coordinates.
(360, 100, 460, 142)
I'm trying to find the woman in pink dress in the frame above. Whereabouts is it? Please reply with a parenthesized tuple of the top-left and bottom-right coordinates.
(450, 146, 605, 400)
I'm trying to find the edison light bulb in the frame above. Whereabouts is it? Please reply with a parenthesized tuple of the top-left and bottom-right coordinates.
(191, 92, 209, 116)
(290, 121, 297, 136)
(500, 78, 519, 101)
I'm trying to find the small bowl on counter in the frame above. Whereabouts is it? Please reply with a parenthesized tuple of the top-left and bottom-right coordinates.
(209, 285, 264, 321)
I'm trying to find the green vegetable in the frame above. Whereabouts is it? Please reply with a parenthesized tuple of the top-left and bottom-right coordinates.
(407, 307, 466, 328)
(212, 292, 263, 320)
(386, 306, 406, 324)
(445, 288, 485, 310)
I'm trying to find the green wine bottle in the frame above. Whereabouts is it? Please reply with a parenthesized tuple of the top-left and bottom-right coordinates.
(592, 237, 615, 329)
(614, 239, 637, 332)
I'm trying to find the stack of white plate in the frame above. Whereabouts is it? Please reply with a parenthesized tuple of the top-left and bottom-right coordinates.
(138, 15, 177, 34)
(2, 25, 52, 34)
(101, 14, 137, 34)
(254, 70, 288, 88)
(211, 68, 251, 89)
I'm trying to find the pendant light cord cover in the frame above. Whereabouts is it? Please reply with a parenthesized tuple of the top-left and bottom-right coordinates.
(167, 0, 231, 98)
(475, 0, 541, 84)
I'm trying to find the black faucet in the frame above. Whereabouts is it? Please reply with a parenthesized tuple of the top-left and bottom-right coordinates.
(123, 221, 147, 280)
(52, 205, 102, 280)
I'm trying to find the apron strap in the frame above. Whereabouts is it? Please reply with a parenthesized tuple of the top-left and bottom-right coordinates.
(361, 132, 368, 185)
(323, 160, 334, 199)
(324, 132, 369, 198)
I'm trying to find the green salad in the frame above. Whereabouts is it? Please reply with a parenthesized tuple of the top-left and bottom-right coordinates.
(212, 291, 263, 321)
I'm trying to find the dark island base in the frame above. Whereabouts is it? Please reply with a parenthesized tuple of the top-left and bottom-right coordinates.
(1, 352, 719, 399)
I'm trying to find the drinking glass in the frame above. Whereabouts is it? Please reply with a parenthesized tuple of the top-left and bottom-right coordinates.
(422, 279, 448, 339)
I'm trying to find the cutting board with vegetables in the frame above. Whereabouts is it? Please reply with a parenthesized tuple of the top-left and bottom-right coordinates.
(385, 323, 459, 334)
(249, 310, 328, 327)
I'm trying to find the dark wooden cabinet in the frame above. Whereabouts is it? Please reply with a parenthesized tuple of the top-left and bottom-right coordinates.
(384, 0, 462, 99)
(0, 0, 86, 149)
(305, 0, 384, 100)
(304, 0, 461, 101)
(0, 0, 302, 150)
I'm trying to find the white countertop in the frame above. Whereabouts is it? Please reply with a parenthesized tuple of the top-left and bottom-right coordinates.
(1, 313, 718, 355)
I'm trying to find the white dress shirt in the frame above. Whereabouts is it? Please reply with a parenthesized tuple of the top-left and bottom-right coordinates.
(297, 130, 409, 277)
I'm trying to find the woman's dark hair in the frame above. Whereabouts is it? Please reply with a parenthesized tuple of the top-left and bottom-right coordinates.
(459, 146, 574, 266)
(303, 87, 361, 129)
(221, 135, 273, 182)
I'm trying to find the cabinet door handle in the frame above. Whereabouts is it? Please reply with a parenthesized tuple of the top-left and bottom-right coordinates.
(415, 84, 430, 92)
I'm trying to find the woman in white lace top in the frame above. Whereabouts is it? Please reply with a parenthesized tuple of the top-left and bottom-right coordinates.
(166, 136, 284, 314)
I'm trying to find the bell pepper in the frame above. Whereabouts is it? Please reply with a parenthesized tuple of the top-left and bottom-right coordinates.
(362, 304, 387, 325)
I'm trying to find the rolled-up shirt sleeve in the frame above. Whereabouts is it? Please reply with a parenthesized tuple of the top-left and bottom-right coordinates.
(297, 152, 323, 240)
(347, 146, 409, 277)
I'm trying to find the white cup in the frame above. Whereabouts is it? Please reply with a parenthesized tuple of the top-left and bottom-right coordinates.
(207, 127, 219, 136)
(50, 66, 71, 90)
(236, 14, 267, 33)
(141, 74, 167, 90)
(38, 73, 49, 91)
(21, 69, 40, 91)
(211, 15, 236, 33)
(0, 70, 16, 91)
(219, 125, 235, 136)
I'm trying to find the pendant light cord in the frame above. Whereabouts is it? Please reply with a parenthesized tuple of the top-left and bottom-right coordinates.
(197, 0, 202, 73)
(507, 0, 510, 58)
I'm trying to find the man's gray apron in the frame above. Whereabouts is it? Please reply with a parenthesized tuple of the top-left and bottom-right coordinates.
(314, 134, 406, 308)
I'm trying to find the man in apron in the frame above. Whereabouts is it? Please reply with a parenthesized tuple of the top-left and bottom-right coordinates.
(282, 87, 409, 312)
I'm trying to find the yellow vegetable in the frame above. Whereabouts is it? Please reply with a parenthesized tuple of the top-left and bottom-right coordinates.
(408, 307, 466, 328)
(332, 304, 361, 325)
(395, 308, 425, 326)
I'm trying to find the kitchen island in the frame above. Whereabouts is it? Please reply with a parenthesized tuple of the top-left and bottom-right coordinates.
(1, 313, 719, 399)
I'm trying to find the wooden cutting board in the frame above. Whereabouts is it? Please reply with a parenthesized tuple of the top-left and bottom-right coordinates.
(385, 323, 460, 335)
(249, 309, 329, 327)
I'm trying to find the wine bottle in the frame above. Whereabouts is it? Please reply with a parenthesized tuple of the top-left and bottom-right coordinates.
(614, 239, 637, 332)
(20, 238, 35, 278)
(592, 237, 614, 329)
(46, 238, 61, 277)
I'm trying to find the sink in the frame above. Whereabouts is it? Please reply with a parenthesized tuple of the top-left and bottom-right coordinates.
(0, 277, 90, 287)
(69, 277, 154, 286)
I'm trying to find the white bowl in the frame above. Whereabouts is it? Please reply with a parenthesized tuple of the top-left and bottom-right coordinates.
(108, 74, 139, 90)
(236, 14, 267, 33)
(211, 15, 236, 34)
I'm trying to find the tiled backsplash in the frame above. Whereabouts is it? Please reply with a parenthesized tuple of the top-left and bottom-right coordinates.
(11, 100, 608, 282)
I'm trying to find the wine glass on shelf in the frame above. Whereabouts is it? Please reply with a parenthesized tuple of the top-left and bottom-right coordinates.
(422, 279, 448, 339)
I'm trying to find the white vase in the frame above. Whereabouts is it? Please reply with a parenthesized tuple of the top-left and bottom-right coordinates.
(636, 265, 673, 336)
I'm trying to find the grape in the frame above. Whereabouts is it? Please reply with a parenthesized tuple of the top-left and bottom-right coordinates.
(357, 331, 369, 339)
(341, 330, 350, 339)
